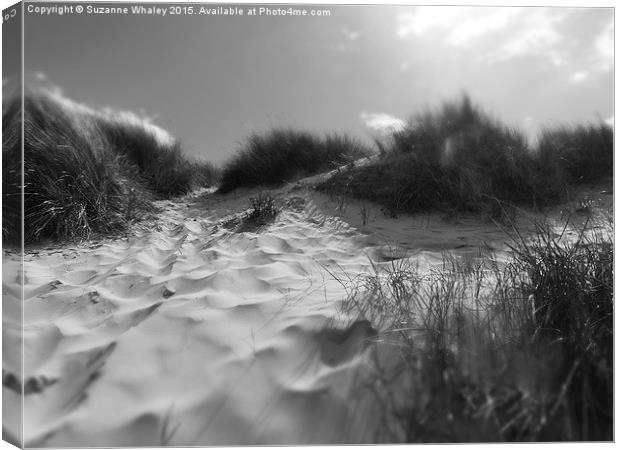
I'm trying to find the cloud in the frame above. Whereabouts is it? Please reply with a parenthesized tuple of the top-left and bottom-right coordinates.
(33, 72, 48, 81)
(605, 116, 614, 127)
(446, 9, 519, 46)
(397, 9, 449, 39)
(490, 9, 567, 65)
(331, 28, 362, 52)
(341, 27, 361, 41)
(594, 22, 613, 72)
(570, 71, 588, 83)
(397, 7, 518, 44)
(397, 7, 571, 65)
(328, 27, 362, 52)
(360, 112, 406, 134)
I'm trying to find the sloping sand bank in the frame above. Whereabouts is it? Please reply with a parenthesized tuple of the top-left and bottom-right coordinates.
(3, 183, 610, 446)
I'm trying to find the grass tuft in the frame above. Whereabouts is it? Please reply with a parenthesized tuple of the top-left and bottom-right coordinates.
(222, 192, 280, 233)
(97, 117, 219, 197)
(2, 87, 218, 244)
(236, 192, 280, 232)
(248, 192, 279, 222)
(218, 128, 371, 193)
(537, 123, 613, 184)
(319, 95, 612, 218)
(342, 222, 613, 442)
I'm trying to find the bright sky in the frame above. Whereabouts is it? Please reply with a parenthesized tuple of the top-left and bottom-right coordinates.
(14, 1, 615, 162)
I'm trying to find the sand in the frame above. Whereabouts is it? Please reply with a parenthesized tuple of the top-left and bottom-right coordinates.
(2, 180, 611, 446)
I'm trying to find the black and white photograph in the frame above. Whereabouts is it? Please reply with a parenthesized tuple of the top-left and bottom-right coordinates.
(1, 0, 615, 446)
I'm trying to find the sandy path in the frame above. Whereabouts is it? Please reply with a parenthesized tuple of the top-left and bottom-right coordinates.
(4, 180, 611, 446)
(5, 190, 446, 446)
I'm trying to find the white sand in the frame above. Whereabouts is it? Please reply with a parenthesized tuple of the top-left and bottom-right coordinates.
(3, 180, 610, 446)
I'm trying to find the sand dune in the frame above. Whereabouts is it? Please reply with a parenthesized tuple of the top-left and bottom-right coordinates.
(4, 181, 604, 446)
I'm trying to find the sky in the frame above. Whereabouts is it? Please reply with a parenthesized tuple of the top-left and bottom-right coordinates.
(12, 1, 615, 163)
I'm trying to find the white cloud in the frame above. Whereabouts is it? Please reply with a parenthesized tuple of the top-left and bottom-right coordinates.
(486, 9, 567, 64)
(397, 7, 518, 45)
(33, 72, 47, 81)
(570, 71, 588, 83)
(446, 9, 519, 46)
(397, 10, 448, 38)
(360, 112, 406, 134)
(594, 22, 613, 72)
(331, 28, 362, 52)
(605, 116, 614, 127)
(397, 7, 570, 65)
(341, 27, 360, 41)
